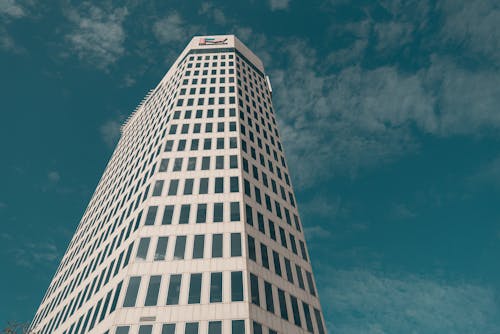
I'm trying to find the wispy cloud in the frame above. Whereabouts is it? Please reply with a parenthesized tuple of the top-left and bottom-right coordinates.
(100, 118, 122, 148)
(319, 268, 500, 333)
(198, 3, 227, 25)
(64, 2, 128, 70)
(0, 0, 26, 18)
(153, 12, 195, 44)
(47, 171, 60, 183)
(2, 233, 60, 269)
(269, 0, 290, 11)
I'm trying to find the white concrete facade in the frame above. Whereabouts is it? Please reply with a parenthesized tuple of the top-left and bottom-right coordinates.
(30, 35, 327, 334)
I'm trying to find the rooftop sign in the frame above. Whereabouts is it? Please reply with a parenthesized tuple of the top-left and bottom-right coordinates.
(199, 37, 228, 46)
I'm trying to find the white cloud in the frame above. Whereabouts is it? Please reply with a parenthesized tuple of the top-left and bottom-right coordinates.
(0, 0, 25, 18)
(47, 171, 60, 183)
(65, 3, 128, 69)
(198, 3, 227, 25)
(100, 119, 122, 148)
(9, 241, 59, 268)
(269, 0, 290, 11)
(153, 12, 193, 44)
(319, 268, 499, 333)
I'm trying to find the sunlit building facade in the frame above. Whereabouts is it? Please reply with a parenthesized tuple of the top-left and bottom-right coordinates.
(30, 35, 326, 334)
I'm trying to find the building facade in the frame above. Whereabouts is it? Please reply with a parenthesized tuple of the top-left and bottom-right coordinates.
(30, 35, 327, 334)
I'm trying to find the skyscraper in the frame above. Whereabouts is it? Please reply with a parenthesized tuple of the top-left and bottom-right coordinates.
(30, 35, 326, 334)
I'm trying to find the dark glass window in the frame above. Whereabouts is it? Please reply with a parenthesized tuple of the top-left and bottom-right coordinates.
(291, 295, 302, 327)
(215, 177, 224, 193)
(152, 180, 164, 196)
(230, 233, 242, 257)
(264, 281, 274, 313)
(154, 237, 168, 261)
(145, 206, 158, 226)
(185, 323, 199, 334)
(213, 203, 224, 222)
(253, 322, 262, 334)
(230, 202, 240, 221)
(306, 271, 316, 296)
(245, 205, 253, 226)
(208, 321, 222, 334)
(278, 288, 288, 320)
(231, 272, 244, 302)
(302, 302, 314, 332)
(230, 176, 239, 192)
(144, 275, 161, 306)
(196, 204, 207, 223)
(250, 273, 260, 306)
(314, 308, 326, 334)
(248, 235, 256, 261)
(179, 204, 190, 224)
(173, 236, 186, 260)
(273, 251, 282, 276)
(166, 274, 182, 305)
(210, 272, 223, 303)
(184, 179, 194, 195)
(168, 179, 179, 196)
(231, 320, 245, 334)
(199, 178, 209, 194)
(188, 273, 202, 304)
(285, 258, 294, 283)
(162, 205, 174, 225)
(161, 324, 176, 334)
(212, 234, 223, 258)
(136, 238, 150, 260)
(192, 235, 205, 259)
(123, 276, 141, 307)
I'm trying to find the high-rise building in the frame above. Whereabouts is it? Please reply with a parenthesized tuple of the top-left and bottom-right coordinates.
(30, 35, 326, 334)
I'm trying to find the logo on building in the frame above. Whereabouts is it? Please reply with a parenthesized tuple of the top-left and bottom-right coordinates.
(199, 37, 228, 46)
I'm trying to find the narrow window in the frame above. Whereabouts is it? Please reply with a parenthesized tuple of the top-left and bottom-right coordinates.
(136, 238, 150, 261)
(144, 275, 161, 306)
(314, 308, 326, 334)
(173, 236, 187, 260)
(192, 235, 205, 259)
(188, 273, 202, 304)
(168, 179, 179, 196)
(273, 251, 282, 276)
(179, 204, 190, 224)
(230, 233, 242, 257)
(245, 204, 253, 226)
(230, 202, 240, 221)
(123, 276, 141, 307)
(162, 205, 174, 225)
(199, 178, 209, 194)
(213, 203, 224, 222)
(296, 265, 305, 289)
(166, 274, 182, 305)
(306, 271, 316, 296)
(230, 176, 239, 192)
(250, 273, 260, 306)
(144, 206, 158, 226)
(285, 258, 294, 283)
(302, 302, 314, 332)
(231, 320, 245, 334)
(210, 272, 223, 303)
(278, 288, 288, 320)
(231, 271, 244, 301)
(196, 204, 207, 223)
(214, 177, 224, 193)
(291, 295, 302, 327)
(248, 235, 256, 261)
(184, 178, 194, 195)
(260, 243, 269, 269)
(264, 281, 275, 313)
(154, 237, 168, 261)
(253, 322, 262, 334)
(152, 180, 164, 196)
(212, 234, 223, 258)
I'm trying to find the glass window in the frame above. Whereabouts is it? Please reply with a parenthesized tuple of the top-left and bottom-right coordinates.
(173, 236, 187, 260)
(210, 272, 223, 303)
(215, 177, 224, 193)
(192, 235, 205, 259)
(252, 322, 262, 334)
(314, 308, 326, 334)
(302, 302, 314, 332)
(216, 137, 224, 149)
(184, 179, 194, 195)
(116, 326, 130, 334)
(285, 258, 294, 283)
(245, 205, 253, 226)
(161, 324, 176, 334)
(188, 273, 202, 304)
(264, 281, 274, 313)
(173, 158, 183, 171)
(185, 323, 199, 334)
(159, 158, 169, 172)
(154, 237, 168, 261)
(168, 180, 179, 196)
(230, 155, 238, 168)
(123, 276, 141, 307)
(231, 271, 244, 302)
(230, 233, 242, 257)
(250, 273, 260, 306)
(152, 180, 164, 196)
(166, 274, 182, 305)
(179, 204, 190, 224)
(212, 234, 223, 258)
(278, 288, 288, 320)
(213, 203, 224, 222)
(306, 271, 316, 296)
(136, 238, 150, 261)
(164, 140, 174, 152)
(202, 156, 210, 170)
(257, 213, 265, 234)
(145, 206, 158, 226)
(290, 234, 298, 254)
(231, 320, 245, 334)
(230, 202, 240, 221)
(216, 155, 224, 169)
(248, 235, 256, 261)
(204, 138, 212, 150)
(300, 240, 308, 262)
(199, 178, 209, 194)
(162, 205, 174, 225)
(187, 157, 196, 170)
(196, 204, 207, 223)
(273, 251, 282, 276)
(279, 227, 287, 248)
(144, 275, 161, 306)
(290, 295, 302, 327)
(260, 243, 269, 269)
(208, 321, 222, 334)
(268, 220, 276, 241)
(230, 176, 239, 192)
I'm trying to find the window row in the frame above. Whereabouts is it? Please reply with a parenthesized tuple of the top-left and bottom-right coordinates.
(249, 273, 325, 334)
(168, 121, 237, 135)
(151, 176, 241, 197)
(134, 232, 242, 262)
(172, 107, 236, 120)
(164, 136, 238, 152)
(122, 271, 245, 308)
(247, 234, 315, 297)
(176, 96, 236, 107)
(115, 319, 245, 334)
(158, 155, 239, 173)
(143, 201, 241, 226)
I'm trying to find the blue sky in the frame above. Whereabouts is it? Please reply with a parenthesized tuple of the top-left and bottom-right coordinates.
(1, 0, 500, 332)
